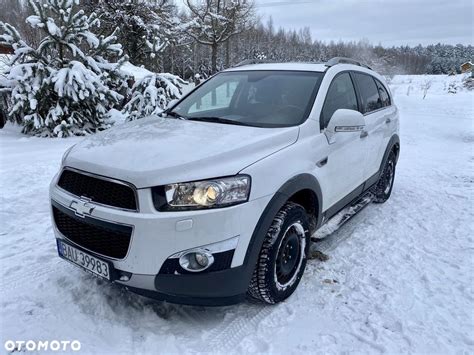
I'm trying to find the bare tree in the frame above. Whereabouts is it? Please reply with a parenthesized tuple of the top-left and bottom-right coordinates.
(421, 79, 432, 99)
(183, 0, 255, 73)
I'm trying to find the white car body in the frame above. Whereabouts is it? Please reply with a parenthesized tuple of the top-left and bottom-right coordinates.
(50, 60, 400, 305)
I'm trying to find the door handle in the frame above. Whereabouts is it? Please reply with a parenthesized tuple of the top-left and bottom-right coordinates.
(360, 130, 369, 138)
(385, 118, 391, 124)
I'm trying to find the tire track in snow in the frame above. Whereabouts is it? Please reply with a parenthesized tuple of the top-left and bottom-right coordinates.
(202, 305, 274, 351)
(197, 206, 372, 352)
(0, 260, 61, 296)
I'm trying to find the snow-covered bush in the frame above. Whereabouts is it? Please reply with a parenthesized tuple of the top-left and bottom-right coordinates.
(447, 82, 458, 94)
(463, 76, 474, 91)
(0, 0, 128, 137)
(123, 73, 187, 120)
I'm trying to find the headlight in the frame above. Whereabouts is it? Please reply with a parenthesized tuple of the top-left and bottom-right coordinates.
(153, 175, 251, 211)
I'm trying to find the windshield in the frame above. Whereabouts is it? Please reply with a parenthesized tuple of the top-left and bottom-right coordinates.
(170, 70, 323, 128)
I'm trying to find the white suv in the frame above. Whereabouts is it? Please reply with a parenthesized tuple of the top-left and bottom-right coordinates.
(50, 58, 399, 305)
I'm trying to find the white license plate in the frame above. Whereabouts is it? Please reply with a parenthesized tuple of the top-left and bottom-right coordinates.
(57, 239, 111, 280)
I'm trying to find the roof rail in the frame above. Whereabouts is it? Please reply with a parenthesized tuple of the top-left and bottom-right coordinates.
(325, 57, 372, 70)
(233, 59, 274, 67)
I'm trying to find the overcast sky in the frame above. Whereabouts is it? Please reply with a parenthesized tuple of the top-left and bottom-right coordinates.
(254, 0, 473, 46)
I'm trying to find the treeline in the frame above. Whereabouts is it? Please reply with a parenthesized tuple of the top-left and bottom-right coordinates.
(2, 0, 472, 80)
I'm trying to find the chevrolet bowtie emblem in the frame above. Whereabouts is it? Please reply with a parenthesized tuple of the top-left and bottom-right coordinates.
(70, 198, 95, 218)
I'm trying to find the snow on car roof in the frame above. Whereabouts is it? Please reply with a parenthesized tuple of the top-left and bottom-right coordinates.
(224, 62, 328, 73)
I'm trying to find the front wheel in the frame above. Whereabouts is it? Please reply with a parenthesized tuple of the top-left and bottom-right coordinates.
(247, 202, 310, 304)
(373, 150, 397, 203)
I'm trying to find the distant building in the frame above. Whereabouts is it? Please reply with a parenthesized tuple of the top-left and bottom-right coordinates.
(0, 43, 13, 55)
(460, 61, 472, 73)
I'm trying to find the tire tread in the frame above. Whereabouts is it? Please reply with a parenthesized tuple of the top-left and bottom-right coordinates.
(247, 202, 306, 304)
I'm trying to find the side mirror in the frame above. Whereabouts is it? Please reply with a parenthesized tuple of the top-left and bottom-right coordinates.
(325, 109, 364, 144)
(326, 109, 365, 134)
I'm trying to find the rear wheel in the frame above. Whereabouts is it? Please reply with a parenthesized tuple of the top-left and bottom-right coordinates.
(247, 202, 310, 304)
(373, 150, 396, 203)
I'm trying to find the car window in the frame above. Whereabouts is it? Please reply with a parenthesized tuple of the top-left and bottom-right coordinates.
(321, 72, 358, 129)
(353, 73, 383, 114)
(375, 79, 391, 107)
(189, 80, 240, 113)
(172, 71, 323, 128)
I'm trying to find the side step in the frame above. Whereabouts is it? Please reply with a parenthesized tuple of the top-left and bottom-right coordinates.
(312, 192, 375, 241)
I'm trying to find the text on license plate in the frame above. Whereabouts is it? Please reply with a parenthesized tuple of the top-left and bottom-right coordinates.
(57, 240, 111, 280)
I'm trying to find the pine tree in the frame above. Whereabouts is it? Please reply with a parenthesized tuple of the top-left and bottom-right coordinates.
(82, 0, 175, 71)
(123, 73, 187, 120)
(0, 0, 127, 137)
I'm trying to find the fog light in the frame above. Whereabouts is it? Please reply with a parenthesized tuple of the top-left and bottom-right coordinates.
(195, 252, 208, 267)
(179, 250, 214, 272)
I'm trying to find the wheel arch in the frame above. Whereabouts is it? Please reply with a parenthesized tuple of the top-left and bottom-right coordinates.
(240, 174, 323, 288)
(269, 173, 323, 231)
(380, 134, 400, 172)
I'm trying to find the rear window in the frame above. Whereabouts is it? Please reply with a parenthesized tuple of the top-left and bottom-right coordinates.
(353, 73, 382, 114)
(375, 79, 391, 107)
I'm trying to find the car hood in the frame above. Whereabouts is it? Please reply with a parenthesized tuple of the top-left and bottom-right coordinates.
(64, 116, 299, 188)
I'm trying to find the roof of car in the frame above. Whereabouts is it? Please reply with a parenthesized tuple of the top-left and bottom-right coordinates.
(224, 62, 329, 73)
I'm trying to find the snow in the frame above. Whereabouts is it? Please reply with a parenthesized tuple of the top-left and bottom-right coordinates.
(1, 1, 127, 137)
(388, 73, 472, 97)
(0, 55, 11, 74)
(0, 75, 473, 353)
(107, 108, 128, 126)
(120, 62, 155, 81)
(53, 61, 99, 100)
(25, 15, 43, 28)
(121, 66, 188, 121)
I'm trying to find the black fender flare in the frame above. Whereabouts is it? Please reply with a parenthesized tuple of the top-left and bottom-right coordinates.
(238, 174, 323, 291)
(379, 134, 400, 174)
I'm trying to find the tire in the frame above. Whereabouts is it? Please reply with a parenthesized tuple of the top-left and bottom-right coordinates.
(373, 150, 397, 203)
(247, 202, 310, 304)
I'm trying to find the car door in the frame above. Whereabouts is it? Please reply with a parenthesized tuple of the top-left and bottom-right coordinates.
(352, 72, 387, 180)
(318, 72, 367, 211)
(374, 78, 397, 167)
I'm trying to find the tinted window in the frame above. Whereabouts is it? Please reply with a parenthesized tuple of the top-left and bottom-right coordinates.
(353, 73, 382, 113)
(321, 72, 358, 129)
(375, 79, 391, 107)
(172, 71, 323, 128)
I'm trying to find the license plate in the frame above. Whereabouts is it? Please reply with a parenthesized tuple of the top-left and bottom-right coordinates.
(57, 239, 111, 280)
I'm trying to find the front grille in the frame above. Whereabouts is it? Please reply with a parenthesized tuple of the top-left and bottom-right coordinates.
(58, 169, 138, 211)
(53, 206, 133, 259)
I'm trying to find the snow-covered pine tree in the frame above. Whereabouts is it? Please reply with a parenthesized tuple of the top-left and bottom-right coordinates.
(123, 73, 187, 120)
(0, 0, 127, 137)
(82, 0, 174, 71)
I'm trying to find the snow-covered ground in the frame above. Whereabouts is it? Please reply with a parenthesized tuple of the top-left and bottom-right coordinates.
(0, 75, 472, 354)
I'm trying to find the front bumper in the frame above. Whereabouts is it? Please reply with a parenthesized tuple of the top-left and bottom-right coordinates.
(50, 174, 272, 305)
(122, 267, 249, 306)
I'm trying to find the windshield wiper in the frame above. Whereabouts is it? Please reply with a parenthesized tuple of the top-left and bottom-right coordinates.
(186, 116, 253, 127)
(165, 111, 187, 120)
